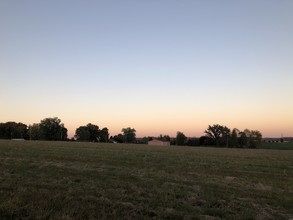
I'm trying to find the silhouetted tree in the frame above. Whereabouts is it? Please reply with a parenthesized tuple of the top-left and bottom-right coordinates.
(237, 129, 262, 148)
(248, 130, 262, 148)
(229, 128, 239, 147)
(122, 127, 136, 143)
(238, 131, 248, 147)
(87, 123, 100, 142)
(140, 137, 150, 144)
(176, 131, 187, 146)
(75, 126, 90, 141)
(99, 127, 109, 142)
(28, 123, 41, 140)
(0, 122, 28, 139)
(205, 124, 230, 147)
(39, 117, 67, 141)
(75, 123, 99, 142)
(113, 133, 124, 143)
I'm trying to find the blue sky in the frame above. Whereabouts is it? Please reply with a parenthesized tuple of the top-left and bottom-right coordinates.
(1, 1, 293, 138)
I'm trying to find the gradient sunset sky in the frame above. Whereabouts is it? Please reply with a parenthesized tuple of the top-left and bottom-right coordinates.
(1, 1, 292, 138)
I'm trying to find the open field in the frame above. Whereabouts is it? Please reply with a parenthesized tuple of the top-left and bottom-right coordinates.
(260, 142, 293, 150)
(0, 140, 292, 219)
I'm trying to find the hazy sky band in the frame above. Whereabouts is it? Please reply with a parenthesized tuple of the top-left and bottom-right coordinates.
(0, 1, 292, 138)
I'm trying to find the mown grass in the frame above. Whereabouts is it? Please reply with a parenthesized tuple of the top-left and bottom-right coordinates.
(0, 140, 292, 219)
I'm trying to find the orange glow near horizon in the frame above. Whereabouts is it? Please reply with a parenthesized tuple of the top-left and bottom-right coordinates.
(1, 100, 292, 139)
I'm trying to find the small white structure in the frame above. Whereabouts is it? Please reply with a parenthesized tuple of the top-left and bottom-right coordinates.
(148, 139, 170, 146)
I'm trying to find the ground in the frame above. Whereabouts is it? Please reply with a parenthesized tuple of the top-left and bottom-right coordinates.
(0, 140, 292, 219)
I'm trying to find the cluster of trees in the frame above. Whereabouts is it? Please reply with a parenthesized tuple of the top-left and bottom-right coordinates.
(72, 123, 137, 143)
(142, 125, 262, 148)
(204, 124, 262, 148)
(0, 118, 68, 141)
(0, 122, 28, 139)
(0, 117, 67, 141)
(28, 117, 68, 141)
(0, 119, 263, 148)
(0, 117, 137, 143)
(110, 127, 137, 143)
(75, 124, 109, 142)
(175, 124, 262, 148)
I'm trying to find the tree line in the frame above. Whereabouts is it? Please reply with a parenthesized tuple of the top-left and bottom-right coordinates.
(174, 124, 262, 148)
(0, 117, 136, 143)
(138, 125, 262, 148)
(0, 118, 262, 148)
(0, 118, 68, 141)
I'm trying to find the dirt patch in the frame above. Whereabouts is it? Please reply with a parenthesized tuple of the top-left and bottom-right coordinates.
(255, 183, 272, 191)
(224, 176, 236, 182)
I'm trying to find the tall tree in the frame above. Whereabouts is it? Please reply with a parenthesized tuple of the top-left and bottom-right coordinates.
(237, 129, 262, 148)
(248, 130, 262, 148)
(229, 128, 239, 147)
(176, 131, 187, 146)
(75, 126, 90, 141)
(122, 127, 136, 143)
(204, 124, 230, 146)
(75, 123, 99, 142)
(238, 131, 248, 147)
(86, 123, 100, 142)
(39, 117, 68, 141)
(99, 127, 109, 142)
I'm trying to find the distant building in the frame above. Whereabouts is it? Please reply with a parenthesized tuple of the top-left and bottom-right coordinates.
(263, 137, 293, 143)
(148, 139, 170, 146)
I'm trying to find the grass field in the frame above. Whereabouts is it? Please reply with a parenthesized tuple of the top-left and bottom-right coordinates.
(260, 142, 293, 150)
(0, 140, 292, 219)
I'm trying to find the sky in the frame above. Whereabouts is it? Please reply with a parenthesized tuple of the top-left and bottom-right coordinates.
(0, 0, 292, 138)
